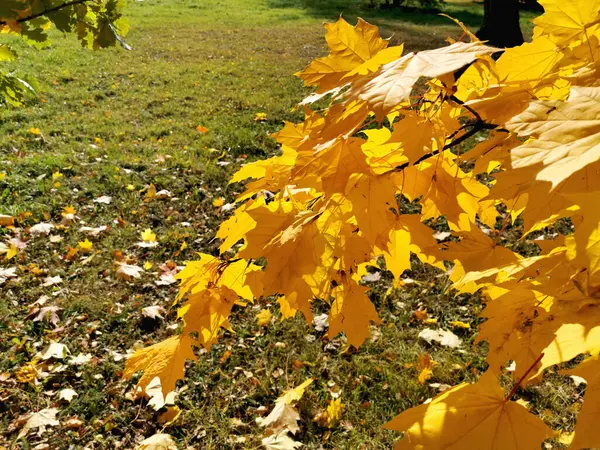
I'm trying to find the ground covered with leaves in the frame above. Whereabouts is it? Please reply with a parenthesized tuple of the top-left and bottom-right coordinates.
(0, 0, 575, 449)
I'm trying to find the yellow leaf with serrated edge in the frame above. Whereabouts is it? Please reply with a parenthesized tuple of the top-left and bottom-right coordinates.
(123, 334, 197, 397)
(256, 308, 272, 327)
(297, 17, 391, 92)
(328, 279, 380, 348)
(533, 0, 600, 44)
(562, 355, 600, 450)
(344, 41, 498, 118)
(386, 370, 555, 449)
(141, 228, 156, 242)
(278, 378, 314, 405)
(78, 239, 93, 252)
(507, 86, 600, 189)
(417, 353, 437, 384)
(325, 398, 343, 428)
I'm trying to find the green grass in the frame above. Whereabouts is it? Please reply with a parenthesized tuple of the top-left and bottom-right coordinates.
(0, 1, 575, 449)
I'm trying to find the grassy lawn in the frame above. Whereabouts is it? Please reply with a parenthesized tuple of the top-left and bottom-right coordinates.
(0, 1, 569, 449)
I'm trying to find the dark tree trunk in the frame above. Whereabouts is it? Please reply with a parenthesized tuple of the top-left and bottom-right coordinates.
(476, 0, 524, 48)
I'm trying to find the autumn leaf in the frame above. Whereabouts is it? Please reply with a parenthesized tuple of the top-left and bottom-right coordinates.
(562, 355, 600, 449)
(327, 279, 381, 348)
(256, 309, 272, 327)
(124, 334, 197, 397)
(296, 17, 393, 93)
(386, 371, 555, 449)
(343, 41, 498, 118)
(78, 239, 93, 253)
(416, 353, 437, 384)
(507, 86, 600, 189)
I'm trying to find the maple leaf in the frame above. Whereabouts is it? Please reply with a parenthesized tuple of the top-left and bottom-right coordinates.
(343, 41, 498, 118)
(123, 334, 197, 396)
(327, 279, 380, 348)
(416, 353, 437, 384)
(17, 408, 60, 440)
(177, 286, 239, 348)
(78, 239, 93, 253)
(386, 370, 555, 449)
(533, 0, 600, 45)
(256, 309, 272, 327)
(261, 432, 303, 450)
(116, 262, 144, 280)
(402, 152, 489, 231)
(324, 398, 343, 428)
(136, 433, 178, 450)
(562, 355, 600, 450)
(296, 17, 393, 93)
(440, 226, 519, 272)
(507, 86, 600, 189)
(258, 379, 313, 435)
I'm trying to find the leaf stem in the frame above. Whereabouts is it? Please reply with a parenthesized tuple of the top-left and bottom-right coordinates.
(504, 353, 544, 403)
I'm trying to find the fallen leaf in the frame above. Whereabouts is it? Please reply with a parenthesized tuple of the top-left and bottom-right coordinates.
(17, 408, 59, 439)
(78, 239, 93, 253)
(116, 262, 144, 280)
(136, 433, 178, 450)
(42, 276, 62, 287)
(58, 388, 78, 402)
(142, 305, 166, 320)
(29, 223, 55, 235)
(158, 406, 181, 425)
(79, 225, 108, 236)
(0, 215, 15, 227)
(254, 112, 268, 121)
(262, 431, 302, 449)
(256, 309, 273, 327)
(69, 353, 93, 366)
(93, 195, 112, 204)
(0, 266, 17, 285)
(40, 342, 69, 360)
(418, 328, 462, 348)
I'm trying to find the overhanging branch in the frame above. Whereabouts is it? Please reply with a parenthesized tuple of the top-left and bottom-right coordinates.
(0, 0, 90, 26)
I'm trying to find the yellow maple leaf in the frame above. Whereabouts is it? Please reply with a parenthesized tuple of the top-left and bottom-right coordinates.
(254, 112, 267, 121)
(6, 244, 17, 260)
(296, 17, 392, 93)
(416, 353, 437, 384)
(386, 370, 555, 449)
(141, 228, 157, 242)
(533, 0, 600, 45)
(123, 334, 197, 397)
(325, 398, 343, 428)
(29, 127, 41, 135)
(256, 309, 272, 327)
(177, 286, 238, 348)
(212, 197, 225, 208)
(62, 206, 76, 216)
(78, 239, 93, 253)
(328, 279, 381, 348)
(449, 320, 471, 329)
(279, 378, 314, 405)
(507, 86, 600, 189)
(343, 41, 498, 118)
(562, 355, 600, 450)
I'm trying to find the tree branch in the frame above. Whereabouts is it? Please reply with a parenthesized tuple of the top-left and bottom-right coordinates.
(0, 0, 90, 26)
(394, 120, 504, 172)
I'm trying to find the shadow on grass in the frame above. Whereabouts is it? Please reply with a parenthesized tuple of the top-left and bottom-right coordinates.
(266, 0, 486, 28)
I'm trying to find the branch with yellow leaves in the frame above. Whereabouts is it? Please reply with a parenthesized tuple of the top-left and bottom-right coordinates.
(0, 0, 90, 25)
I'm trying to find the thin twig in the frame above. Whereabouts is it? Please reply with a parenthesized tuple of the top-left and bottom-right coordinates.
(504, 353, 544, 403)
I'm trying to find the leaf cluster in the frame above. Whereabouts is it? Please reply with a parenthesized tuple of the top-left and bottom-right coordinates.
(0, 0, 128, 105)
(125, 0, 600, 448)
